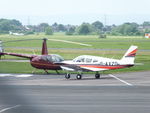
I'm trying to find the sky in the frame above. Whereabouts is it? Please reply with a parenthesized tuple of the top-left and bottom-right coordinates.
(0, 0, 150, 25)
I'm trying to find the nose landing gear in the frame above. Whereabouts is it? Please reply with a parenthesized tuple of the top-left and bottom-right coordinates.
(95, 72, 100, 79)
(65, 73, 70, 79)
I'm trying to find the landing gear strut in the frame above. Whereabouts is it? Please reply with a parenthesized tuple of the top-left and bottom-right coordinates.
(44, 69, 49, 74)
(56, 70, 60, 74)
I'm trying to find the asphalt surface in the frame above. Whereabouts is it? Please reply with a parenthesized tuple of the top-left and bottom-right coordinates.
(0, 71, 150, 113)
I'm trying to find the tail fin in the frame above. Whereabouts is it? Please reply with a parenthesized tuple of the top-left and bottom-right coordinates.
(41, 38, 48, 55)
(121, 45, 138, 64)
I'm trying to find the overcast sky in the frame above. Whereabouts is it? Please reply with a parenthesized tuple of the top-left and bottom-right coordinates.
(0, 0, 150, 25)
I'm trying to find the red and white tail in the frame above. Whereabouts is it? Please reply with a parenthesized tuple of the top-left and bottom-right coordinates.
(121, 45, 138, 65)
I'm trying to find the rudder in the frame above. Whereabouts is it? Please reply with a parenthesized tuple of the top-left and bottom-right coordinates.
(121, 45, 138, 64)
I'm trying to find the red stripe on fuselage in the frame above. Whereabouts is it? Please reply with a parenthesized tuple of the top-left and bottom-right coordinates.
(78, 64, 132, 70)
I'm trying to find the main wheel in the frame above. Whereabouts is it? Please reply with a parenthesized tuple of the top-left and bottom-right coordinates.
(65, 73, 70, 79)
(76, 74, 82, 80)
(95, 73, 100, 79)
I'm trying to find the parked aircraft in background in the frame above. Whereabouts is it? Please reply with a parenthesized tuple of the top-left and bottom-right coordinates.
(9, 31, 24, 36)
(58, 46, 138, 79)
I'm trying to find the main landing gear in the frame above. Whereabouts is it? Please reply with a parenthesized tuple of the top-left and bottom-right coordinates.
(65, 73, 82, 80)
(76, 74, 82, 80)
(65, 72, 100, 80)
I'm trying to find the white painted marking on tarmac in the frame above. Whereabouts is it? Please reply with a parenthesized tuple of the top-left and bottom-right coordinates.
(48, 39, 92, 47)
(0, 74, 33, 78)
(0, 74, 13, 77)
(15, 74, 33, 77)
(109, 74, 133, 86)
(0, 74, 11, 77)
(0, 105, 20, 113)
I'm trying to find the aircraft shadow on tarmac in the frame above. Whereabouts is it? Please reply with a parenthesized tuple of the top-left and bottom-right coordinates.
(31, 73, 113, 81)
(66, 76, 113, 81)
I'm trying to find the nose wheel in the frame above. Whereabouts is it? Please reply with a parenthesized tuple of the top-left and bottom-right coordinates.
(65, 73, 70, 79)
(95, 73, 100, 79)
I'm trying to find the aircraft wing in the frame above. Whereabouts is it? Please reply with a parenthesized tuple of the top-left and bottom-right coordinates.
(78, 66, 108, 71)
(60, 64, 109, 72)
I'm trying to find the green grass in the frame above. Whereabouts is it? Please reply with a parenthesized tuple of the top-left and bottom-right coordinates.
(0, 62, 34, 73)
(1, 33, 150, 49)
(0, 33, 150, 74)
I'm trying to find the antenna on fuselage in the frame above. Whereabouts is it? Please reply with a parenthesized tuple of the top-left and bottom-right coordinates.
(41, 38, 48, 55)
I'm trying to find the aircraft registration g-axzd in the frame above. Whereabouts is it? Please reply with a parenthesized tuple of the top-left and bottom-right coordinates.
(57, 45, 138, 79)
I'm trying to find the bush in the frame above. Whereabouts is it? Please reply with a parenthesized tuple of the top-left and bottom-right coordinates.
(24, 31, 34, 35)
(99, 34, 107, 38)
(77, 23, 93, 35)
(65, 27, 75, 35)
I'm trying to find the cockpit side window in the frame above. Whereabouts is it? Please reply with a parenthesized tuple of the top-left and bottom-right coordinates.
(41, 55, 52, 62)
(85, 58, 92, 63)
(75, 57, 85, 63)
(93, 59, 98, 63)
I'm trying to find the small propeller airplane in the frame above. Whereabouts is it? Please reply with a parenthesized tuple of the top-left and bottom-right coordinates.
(57, 45, 138, 79)
(0, 38, 91, 74)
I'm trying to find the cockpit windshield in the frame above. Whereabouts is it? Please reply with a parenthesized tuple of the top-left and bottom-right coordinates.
(73, 55, 99, 63)
(41, 54, 64, 62)
(51, 54, 64, 62)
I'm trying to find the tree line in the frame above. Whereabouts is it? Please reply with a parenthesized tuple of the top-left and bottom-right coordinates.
(0, 18, 150, 36)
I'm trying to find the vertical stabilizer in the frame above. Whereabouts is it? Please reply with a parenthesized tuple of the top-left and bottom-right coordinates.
(121, 45, 138, 64)
(41, 38, 48, 55)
